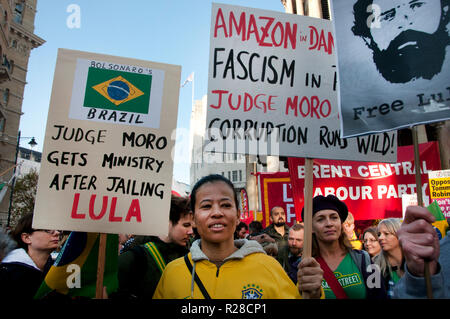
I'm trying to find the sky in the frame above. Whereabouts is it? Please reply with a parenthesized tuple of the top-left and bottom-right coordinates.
(18, 0, 286, 185)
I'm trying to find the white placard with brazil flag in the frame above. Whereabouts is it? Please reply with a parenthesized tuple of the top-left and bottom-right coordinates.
(69, 58, 165, 128)
(33, 49, 181, 236)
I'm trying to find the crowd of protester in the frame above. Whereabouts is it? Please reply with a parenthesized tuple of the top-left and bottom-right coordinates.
(0, 173, 448, 299)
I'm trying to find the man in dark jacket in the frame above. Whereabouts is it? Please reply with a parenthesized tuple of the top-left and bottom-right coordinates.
(117, 195, 193, 299)
(263, 206, 289, 266)
(285, 223, 304, 284)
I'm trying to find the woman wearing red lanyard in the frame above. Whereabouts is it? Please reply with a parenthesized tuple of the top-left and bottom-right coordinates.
(300, 195, 387, 299)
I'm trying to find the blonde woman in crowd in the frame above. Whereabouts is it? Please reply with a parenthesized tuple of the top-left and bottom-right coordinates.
(374, 218, 403, 298)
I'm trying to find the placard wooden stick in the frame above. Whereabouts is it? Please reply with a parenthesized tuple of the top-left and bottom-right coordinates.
(303, 158, 314, 259)
(95, 233, 107, 299)
(412, 126, 433, 299)
(283, 0, 315, 299)
(302, 158, 314, 299)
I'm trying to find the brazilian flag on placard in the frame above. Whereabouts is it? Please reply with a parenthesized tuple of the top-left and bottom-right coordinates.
(34, 232, 118, 299)
(428, 201, 449, 239)
(83, 67, 152, 114)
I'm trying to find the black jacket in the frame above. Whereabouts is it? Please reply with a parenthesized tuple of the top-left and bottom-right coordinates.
(0, 248, 52, 299)
(263, 224, 290, 267)
(117, 236, 188, 300)
(348, 249, 387, 299)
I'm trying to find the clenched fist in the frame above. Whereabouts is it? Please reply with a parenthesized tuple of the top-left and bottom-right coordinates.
(398, 206, 440, 277)
(297, 257, 323, 299)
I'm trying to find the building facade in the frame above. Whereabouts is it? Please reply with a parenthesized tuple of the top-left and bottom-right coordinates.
(16, 145, 40, 176)
(190, 96, 247, 206)
(0, 0, 44, 226)
(189, 95, 285, 211)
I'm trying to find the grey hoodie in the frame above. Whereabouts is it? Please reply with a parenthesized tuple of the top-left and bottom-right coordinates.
(190, 238, 266, 262)
(188, 239, 266, 298)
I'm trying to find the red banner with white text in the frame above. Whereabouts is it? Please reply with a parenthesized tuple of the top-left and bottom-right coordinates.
(257, 172, 295, 228)
(287, 142, 441, 221)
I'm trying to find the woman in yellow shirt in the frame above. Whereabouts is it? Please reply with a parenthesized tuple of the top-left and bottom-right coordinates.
(153, 174, 322, 299)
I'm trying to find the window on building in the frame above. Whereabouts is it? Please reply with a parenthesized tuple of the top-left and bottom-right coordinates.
(13, 2, 24, 24)
(227, 171, 231, 180)
(2, 54, 10, 72)
(34, 152, 42, 163)
(3, 88, 9, 105)
(239, 170, 242, 181)
(0, 111, 5, 132)
(232, 170, 238, 182)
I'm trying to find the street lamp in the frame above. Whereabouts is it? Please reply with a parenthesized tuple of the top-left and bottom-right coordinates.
(6, 130, 38, 227)
(28, 137, 37, 148)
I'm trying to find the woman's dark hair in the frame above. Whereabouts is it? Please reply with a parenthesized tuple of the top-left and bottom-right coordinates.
(248, 221, 263, 235)
(11, 212, 34, 250)
(362, 227, 379, 242)
(169, 194, 192, 225)
(234, 221, 248, 239)
(236, 221, 248, 231)
(190, 174, 239, 213)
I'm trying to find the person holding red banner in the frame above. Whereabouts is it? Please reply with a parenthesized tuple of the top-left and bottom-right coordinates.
(300, 195, 387, 299)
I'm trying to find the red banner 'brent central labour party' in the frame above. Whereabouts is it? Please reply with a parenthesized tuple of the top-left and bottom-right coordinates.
(258, 142, 441, 227)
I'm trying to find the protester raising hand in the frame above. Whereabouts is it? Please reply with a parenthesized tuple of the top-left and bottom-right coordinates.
(394, 205, 449, 298)
(398, 206, 439, 277)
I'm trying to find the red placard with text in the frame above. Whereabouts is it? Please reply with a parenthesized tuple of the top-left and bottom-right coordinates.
(257, 172, 296, 228)
(287, 142, 441, 221)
